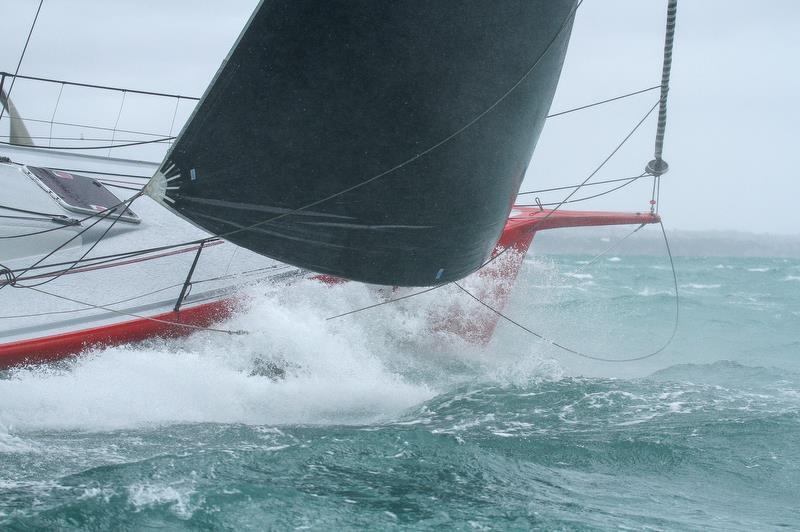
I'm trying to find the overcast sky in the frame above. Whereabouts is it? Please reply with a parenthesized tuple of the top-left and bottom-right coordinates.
(3, 1, 799, 234)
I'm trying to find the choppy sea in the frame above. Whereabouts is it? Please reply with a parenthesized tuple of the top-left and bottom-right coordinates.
(1, 253, 798, 530)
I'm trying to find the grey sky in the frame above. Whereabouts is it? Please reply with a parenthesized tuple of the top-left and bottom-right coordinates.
(3, 1, 799, 234)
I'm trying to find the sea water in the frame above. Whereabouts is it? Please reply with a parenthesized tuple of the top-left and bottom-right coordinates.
(1, 252, 798, 530)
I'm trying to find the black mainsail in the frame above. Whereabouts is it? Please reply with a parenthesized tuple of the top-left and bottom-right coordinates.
(150, 0, 578, 286)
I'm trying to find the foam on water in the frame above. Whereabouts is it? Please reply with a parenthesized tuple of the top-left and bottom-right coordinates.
(564, 272, 593, 280)
(2, 254, 799, 530)
(681, 283, 721, 289)
(0, 283, 438, 431)
(0, 258, 562, 433)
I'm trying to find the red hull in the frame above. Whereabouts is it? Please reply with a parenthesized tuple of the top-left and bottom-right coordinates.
(0, 300, 235, 369)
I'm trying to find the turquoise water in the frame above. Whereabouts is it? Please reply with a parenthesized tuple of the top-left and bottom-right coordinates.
(1, 253, 799, 530)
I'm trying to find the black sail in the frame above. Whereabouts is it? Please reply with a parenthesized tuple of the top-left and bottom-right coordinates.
(155, 0, 578, 286)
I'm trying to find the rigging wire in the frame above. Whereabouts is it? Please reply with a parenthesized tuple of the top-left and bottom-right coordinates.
(0, 84, 657, 156)
(570, 222, 647, 273)
(471, 98, 658, 275)
(517, 173, 652, 196)
(0, 84, 657, 150)
(0, 136, 175, 150)
(1, 264, 292, 320)
(0, 113, 176, 139)
(326, 285, 444, 321)
(0, 71, 200, 101)
(4, 118, 654, 273)
(0, 190, 142, 240)
(546, 85, 660, 119)
(0, 0, 44, 125)
(513, 172, 649, 210)
(3, 239, 218, 278)
(155, 75, 659, 289)
(514, 172, 654, 210)
(534, 100, 658, 223)
(411, 1, 681, 362)
(2, 192, 143, 291)
(1, 281, 188, 320)
(0, 134, 172, 143)
(47, 81, 64, 147)
(326, 1, 681, 352)
(327, 100, 661, 322)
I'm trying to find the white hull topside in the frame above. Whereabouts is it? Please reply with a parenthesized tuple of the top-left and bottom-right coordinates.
(1, 145, 304, 347)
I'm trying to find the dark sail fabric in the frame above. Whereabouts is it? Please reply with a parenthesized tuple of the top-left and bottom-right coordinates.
(156, 0, 578, 286)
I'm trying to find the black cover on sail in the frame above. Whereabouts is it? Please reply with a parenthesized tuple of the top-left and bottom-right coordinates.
(156, 0, 577, 286)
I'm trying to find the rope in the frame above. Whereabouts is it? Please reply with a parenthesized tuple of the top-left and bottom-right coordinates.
(26, 286, 246, 336)
(0, 264, 288, 320)
(546, 85, 660, 119)
(107, 91, 127, 156)
(0, 71, 200, 101)
(0, 136, 174, 150)
(2, 86, 658, 154)
(569, 222, 647, 273)
(0, 281, 186, 320)
(517, 173, 651, 196)
(514, 172, 649, 209)
(48, 82, 64, 148)
(453, 220, 679, 363)
(167, 93, 659, 302)
(326, 100, 660, 321)
(3, 239, 218, 278)
(0, 203, 74, 219)
(0, 191, 142, 240)
(537, 101, 658, 223)
(0, 0, 44, 125)
(325, 285, 444, 321)
(3, 193, 143, 291)
(476, 99, 658, 273)
(455, 0, 683, 361)
(0, 114, 176, 140)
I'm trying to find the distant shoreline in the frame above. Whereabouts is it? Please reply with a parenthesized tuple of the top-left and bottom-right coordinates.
(533, 227, 800, 258)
